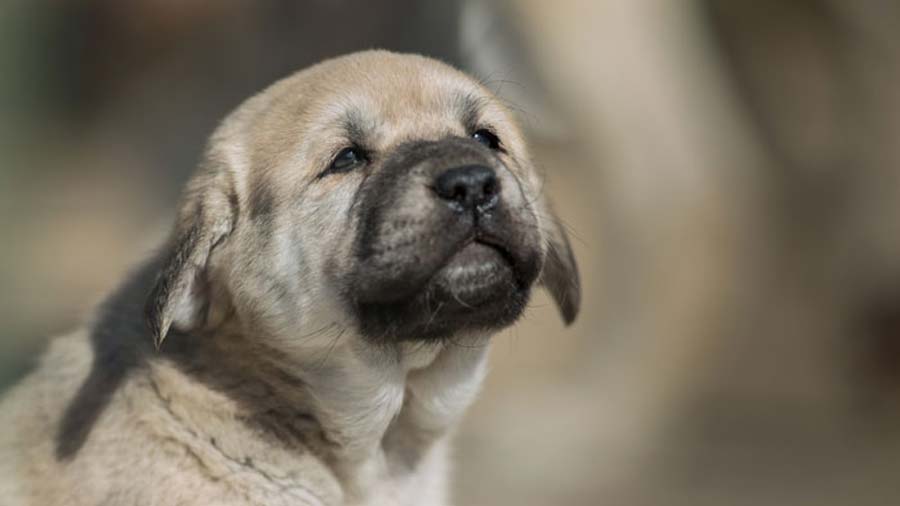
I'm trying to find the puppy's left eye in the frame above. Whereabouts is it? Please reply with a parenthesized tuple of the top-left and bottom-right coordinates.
(472, 129, 502, 151)
(322, 147, 367, 177)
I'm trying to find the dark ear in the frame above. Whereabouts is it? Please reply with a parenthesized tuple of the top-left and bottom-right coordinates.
(541, 208, 581, 325)
(145, 184, 235, 349)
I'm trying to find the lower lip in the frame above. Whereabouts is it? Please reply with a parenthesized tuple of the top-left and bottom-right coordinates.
(442, 241, 507, 272)
(432, 242, 515, 301)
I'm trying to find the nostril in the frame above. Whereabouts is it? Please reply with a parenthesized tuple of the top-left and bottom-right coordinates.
(447, 183, 467, 204)
(482, 177, 498, 197)
(434, 173, 468, 202)
(433, 165, 499, 211)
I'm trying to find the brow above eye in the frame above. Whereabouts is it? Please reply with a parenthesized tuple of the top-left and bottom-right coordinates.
(456, 92, 488, 134)
(342, 109, 370, 148)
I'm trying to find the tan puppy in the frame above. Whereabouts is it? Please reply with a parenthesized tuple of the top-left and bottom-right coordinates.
(0, 50, 579, 506)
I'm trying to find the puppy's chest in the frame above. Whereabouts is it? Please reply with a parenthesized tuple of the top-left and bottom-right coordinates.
(145, 361, 459, 506)
(177, 389, 447, 506)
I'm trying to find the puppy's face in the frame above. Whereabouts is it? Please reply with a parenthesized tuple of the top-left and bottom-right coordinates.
(145, 51, 579, 352)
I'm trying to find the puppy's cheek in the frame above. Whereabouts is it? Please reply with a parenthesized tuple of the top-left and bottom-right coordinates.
(493, 165, 530, 210)
(221, 239, 291, 332)
(302, 188, 361, 262)
(500, 167, 545, 255)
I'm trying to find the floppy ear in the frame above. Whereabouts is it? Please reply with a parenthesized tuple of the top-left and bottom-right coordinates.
(540, 207, 581, 325)
(145, 180, 235, 349)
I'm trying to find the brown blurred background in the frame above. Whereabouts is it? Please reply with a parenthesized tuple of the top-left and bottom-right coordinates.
(2, 1, 900, 504)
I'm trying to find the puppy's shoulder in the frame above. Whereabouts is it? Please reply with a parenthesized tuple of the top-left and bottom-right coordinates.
(1, 329, 93, 421)
(0, 329, 95, 505)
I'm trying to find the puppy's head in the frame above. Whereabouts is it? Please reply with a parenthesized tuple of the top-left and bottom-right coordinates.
(145, 51, 579, 350)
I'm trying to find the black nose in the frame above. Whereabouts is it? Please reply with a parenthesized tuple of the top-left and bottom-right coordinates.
(433, 165, 499, 212)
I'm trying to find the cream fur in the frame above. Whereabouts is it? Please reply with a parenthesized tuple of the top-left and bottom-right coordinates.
(0, 50, 578, 506)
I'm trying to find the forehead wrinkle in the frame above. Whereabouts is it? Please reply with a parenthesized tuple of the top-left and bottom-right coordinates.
(378, 114, 462, 149)
(371, 89, 479, 147)
(342, 108, 375, 149)
(307, 92, 382, 143)
(344, 110, 365, 145)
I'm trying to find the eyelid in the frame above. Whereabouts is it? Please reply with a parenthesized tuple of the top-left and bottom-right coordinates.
(473, 125, 499, 141)
(472, 127, 506, 153)
(318, 145, 368, 179)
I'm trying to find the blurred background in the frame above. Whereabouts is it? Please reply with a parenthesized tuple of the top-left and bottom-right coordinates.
(2, 1, 900, 504)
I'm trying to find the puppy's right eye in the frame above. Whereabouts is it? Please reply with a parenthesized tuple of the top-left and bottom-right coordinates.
(472, 129, 503, 152)
(321, 147, 367, 177)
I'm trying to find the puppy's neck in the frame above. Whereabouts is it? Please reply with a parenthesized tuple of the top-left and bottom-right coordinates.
(159, 319, 492, 498)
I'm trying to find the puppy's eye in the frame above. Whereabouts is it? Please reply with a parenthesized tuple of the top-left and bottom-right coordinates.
(472, 129, 501, 150)
(322, 147, 367, 177)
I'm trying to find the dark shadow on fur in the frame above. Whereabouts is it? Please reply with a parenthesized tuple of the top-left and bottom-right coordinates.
(55, 260, 159, 460)
(55, 258, 332, 461)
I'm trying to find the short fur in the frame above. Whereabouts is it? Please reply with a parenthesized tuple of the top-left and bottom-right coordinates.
(0, 51, 579, 506)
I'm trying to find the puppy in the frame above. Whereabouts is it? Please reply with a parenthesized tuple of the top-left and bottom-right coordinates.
(0, 50, 579, 506)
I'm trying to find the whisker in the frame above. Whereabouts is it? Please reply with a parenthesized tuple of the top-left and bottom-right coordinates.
(448, 284, 474, 309)
(424, 301, 445, 331)
(313, 326, 346, 371)
(297, 322, 338, 340)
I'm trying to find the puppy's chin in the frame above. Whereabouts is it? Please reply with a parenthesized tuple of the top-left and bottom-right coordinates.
(432, 242, 516, 306)
(353, 242, 533, 342)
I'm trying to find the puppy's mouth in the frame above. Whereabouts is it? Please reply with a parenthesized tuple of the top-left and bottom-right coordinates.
(351, 231, 536, 342)
(430, 238, 518, 306)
